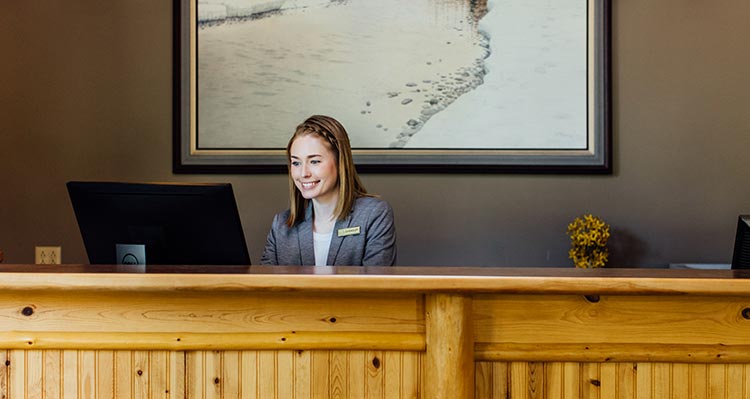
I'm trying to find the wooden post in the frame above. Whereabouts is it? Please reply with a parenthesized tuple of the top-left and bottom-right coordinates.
(425, 293, 474, 399)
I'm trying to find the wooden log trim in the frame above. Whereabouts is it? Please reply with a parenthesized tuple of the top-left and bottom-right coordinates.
(425, 294, 474, 399)
(475, 342, 750, 363)
(1, 266, 750, 295)
(0, 331, 426, 351)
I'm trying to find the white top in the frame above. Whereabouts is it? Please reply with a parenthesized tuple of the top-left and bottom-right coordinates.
(313, 231, 333, 266)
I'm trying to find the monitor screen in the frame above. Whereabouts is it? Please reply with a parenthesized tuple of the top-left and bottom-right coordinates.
(731, 215, 750, 269)
(67, 181, 251, 265)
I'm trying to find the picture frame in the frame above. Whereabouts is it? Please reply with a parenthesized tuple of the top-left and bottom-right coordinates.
(173, 0, 611, 174)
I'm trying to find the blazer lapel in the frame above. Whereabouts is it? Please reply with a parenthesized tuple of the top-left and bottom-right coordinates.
(297, 204, 316, 266)
(327, 212, 353, 266)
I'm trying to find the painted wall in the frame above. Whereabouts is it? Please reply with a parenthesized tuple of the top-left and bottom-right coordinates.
(1, 0, 749, 267)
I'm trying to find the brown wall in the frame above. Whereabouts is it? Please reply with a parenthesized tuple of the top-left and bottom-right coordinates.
(1, 0, 749, 267)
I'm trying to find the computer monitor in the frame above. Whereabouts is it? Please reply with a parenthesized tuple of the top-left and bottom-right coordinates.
(731, 215, 750, 269)
(67, 181, 251, 265)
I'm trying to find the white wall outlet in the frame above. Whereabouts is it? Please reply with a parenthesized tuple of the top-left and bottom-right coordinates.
(35, 246, 61, 264)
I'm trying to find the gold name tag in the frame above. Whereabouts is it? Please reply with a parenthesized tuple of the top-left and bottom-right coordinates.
(337, 226, 361, 237)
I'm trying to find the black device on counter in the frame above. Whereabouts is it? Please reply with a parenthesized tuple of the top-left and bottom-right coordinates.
(67, 181, 250, 265)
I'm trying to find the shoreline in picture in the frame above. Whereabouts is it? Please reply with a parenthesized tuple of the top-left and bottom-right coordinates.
(196, 0, 585, 150)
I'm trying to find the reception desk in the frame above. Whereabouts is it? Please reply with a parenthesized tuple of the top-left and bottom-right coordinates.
(1, 265, 750, 398)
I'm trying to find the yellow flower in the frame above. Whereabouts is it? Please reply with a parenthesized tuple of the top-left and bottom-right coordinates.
(566, 214, 610, 268)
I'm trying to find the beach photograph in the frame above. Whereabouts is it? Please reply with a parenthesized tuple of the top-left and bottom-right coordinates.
(196, 0, 587, 150)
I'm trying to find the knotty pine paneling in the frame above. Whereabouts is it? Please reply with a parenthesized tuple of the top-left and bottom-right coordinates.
(474, 361, 750, 399)
(1, 349, 423, 398)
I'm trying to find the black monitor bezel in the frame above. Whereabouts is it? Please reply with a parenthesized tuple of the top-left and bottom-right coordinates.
(731, 215, 750, 270)
(67, 181, 251, 265)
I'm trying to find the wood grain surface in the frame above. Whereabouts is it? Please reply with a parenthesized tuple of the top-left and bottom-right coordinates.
(1, 266, 750, 398)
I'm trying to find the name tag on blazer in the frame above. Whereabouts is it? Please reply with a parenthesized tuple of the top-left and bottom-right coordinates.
(337, 226, 361, 237)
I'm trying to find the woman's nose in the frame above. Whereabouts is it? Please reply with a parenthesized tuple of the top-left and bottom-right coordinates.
(301, 163, 311, 177)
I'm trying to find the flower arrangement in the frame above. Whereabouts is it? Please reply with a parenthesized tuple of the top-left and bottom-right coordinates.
(566, 214, 610, 268)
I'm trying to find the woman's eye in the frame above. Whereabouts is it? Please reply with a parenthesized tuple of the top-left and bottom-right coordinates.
(311, 159, 320, 165)
(291, 160, 300, 166)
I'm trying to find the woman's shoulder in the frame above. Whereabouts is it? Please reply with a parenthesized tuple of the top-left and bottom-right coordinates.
(271, 208, 292, 226)
(353, 195, 392, 212)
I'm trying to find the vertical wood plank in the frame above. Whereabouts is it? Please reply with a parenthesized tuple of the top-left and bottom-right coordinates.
(384, 351, 401, 399)
(510, 362, 529, 399)
(240, 350, 258, 399)
(365, 351, 384, 399)
(115, 351, 133, 399)
(222, 350, 240, 399)
(616, 363, 635, 399)
(726, 364, 743, 399)
(97, 350, 115, 399)
(599, 362, 617, 399)
(528, 362, 543, 399)
(401, 351, 420, 399)
(672, 363, 690, 399)
(258, 350, 278, 398)
(26, 350, 43, 399)
(258, 351, 276, 399)
(562, 362, 580, 399)
(545, 362, 564, 399)
(312, 351, 330, 398)
(425, 294, 473, 399)
(652, 363, 670, 399)
(79, 350, 97, 399)
(420, 352, 426, 399)
(185, 352, 200, 399)
(169, 351, 186, 399)
(78, 350, 97, 398)
(62, 350, 78, 398)
(475, 362, 493, 399)
(581, 363, 599, 399)
(635, 363, 652, 399)
(708, 364, 726, 399)
(493, 362, 510, 399)
(150, 351, 169, 399)
(208, 351, 224, 399)
(330, 350, 348, 399)
(9, 350, 25, 399)
(690, 364, 708, 399)
(293, 350, 310, 399)
(276, 351, 294, 399)
(0, 351, 8, 399)
(43, 350, 62, 399)
(347, 351, 365, 399)
(133, 351, 150, 399)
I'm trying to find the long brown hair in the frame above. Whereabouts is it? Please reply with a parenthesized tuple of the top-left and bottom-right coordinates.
(285, 115, 368, 227)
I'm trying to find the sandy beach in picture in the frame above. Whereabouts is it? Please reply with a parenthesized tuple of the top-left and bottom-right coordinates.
(197, 0, 586, 149)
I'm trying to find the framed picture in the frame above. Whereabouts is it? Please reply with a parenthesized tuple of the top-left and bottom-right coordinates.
(174, 0, 611, 173)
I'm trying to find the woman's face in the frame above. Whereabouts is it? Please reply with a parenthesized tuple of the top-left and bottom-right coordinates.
(289, 134, 339, 204)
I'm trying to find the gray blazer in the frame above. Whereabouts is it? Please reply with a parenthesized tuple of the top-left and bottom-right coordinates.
(260, 196, 396, 266)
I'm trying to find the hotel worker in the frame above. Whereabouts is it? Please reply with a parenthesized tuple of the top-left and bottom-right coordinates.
(261, 115, 397, 266)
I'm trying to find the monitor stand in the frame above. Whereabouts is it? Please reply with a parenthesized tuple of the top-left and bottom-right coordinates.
(116, 244, 146, 265)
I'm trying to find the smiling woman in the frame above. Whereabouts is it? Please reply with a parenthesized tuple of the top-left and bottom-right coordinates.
(260, 115, 397, 266)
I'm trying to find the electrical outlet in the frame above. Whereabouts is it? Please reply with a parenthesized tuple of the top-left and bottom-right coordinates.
(35, 246, 61, 264)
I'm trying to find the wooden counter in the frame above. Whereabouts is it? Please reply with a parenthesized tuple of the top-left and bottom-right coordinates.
(1, 265, 749, 398)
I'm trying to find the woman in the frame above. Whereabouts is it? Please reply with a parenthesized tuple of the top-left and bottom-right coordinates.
(261, 115, 397, 266)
